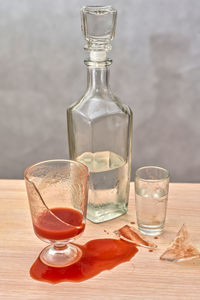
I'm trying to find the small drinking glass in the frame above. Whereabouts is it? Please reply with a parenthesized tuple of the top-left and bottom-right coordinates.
(24, 159, 89, 267)
(134, 166, 169, 236)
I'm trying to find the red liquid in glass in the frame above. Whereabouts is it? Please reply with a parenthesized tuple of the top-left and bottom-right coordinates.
(33, 207, 84, 240)
(30, 238, 138, 283)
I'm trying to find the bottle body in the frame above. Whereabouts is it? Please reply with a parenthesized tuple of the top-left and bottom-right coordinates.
(67, 66, 132, 223)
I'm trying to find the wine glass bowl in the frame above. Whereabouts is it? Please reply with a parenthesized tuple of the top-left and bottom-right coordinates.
(24, 160, 89, 267)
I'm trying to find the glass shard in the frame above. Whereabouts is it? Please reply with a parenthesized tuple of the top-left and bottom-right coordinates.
(160, 224, 200, 262)
(114, 225, 157, 249)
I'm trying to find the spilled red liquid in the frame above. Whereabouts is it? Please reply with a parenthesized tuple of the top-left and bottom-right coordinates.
(33, 207, 84, 240)
(30, 239, 138, 283)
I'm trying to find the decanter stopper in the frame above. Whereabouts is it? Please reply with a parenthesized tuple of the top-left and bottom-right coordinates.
(81, 6, 117, 61)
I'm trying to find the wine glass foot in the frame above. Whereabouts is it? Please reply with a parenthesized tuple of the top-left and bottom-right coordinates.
(40, 243, 82, 267)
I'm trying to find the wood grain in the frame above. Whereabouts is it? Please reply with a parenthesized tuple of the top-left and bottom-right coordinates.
(0, 180, 200, 300)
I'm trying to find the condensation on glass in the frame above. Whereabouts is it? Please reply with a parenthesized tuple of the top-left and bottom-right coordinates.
(67, 6, 133, 223)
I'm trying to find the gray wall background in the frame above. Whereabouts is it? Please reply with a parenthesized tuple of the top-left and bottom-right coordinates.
(0, 0, 200, 182)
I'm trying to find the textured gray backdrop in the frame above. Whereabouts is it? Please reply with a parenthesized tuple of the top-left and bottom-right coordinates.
(0, 0, 200, 182)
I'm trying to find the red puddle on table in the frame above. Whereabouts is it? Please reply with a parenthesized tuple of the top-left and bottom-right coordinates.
(30, 239, 138, 284)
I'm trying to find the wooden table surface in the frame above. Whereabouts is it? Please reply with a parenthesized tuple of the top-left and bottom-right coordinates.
(0, 180, 200, 300)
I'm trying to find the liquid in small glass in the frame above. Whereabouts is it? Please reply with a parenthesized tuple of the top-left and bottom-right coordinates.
(135, 166, 169, 236)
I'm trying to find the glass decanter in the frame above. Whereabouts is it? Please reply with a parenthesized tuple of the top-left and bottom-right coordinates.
(67, 6, 133, 223)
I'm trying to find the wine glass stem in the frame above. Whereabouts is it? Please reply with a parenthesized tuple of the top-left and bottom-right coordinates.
(54, 243, 68, 251)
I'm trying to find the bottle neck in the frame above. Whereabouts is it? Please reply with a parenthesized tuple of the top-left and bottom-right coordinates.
(86, 66, 111, 93)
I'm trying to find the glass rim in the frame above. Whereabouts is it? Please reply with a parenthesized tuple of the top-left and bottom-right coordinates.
(24, 159, 89, 180)
(82, 5, 117, 14)
(135, 166, 170, 182)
